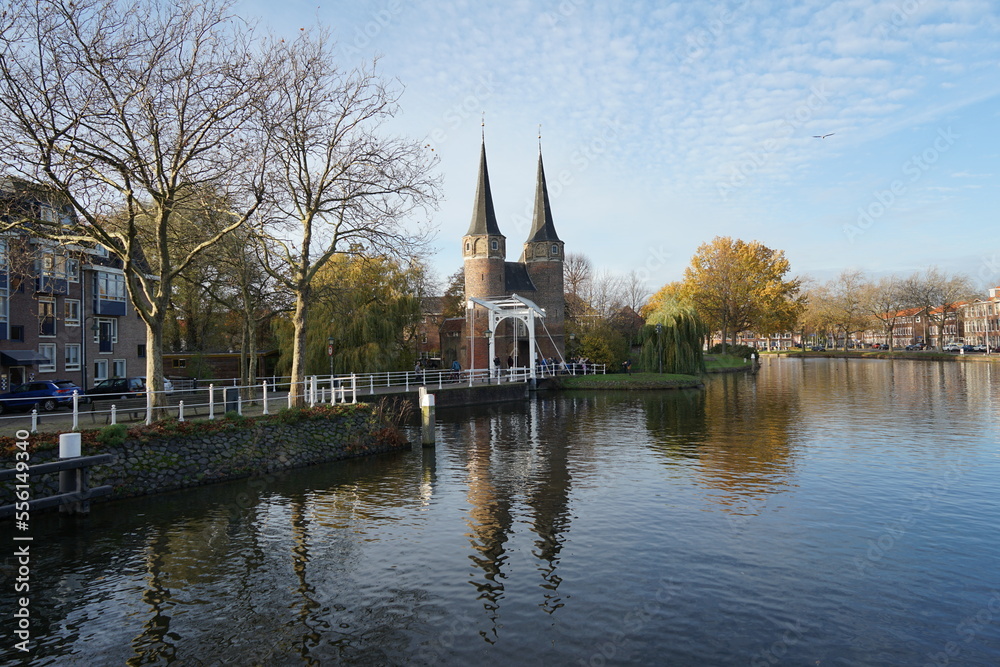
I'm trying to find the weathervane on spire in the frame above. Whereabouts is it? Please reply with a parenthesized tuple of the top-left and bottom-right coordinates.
(481, 112, 485, 140)
(538, 123, 542, 152)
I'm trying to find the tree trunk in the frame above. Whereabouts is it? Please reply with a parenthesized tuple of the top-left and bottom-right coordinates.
(144, 319, 166, 418)
(289, 287, 309, 407)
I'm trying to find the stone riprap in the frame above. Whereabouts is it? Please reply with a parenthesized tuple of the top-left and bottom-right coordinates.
(0, 406, 406, 511)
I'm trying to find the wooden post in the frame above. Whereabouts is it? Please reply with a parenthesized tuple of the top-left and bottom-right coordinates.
(419, 387, 435, 447)
(59, 433, 82, 515)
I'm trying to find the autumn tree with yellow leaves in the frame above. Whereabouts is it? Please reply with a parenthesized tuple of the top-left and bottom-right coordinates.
(679, 237, 802, 352)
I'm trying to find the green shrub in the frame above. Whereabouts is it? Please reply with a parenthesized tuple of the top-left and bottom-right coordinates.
(97, 423, 128, 447)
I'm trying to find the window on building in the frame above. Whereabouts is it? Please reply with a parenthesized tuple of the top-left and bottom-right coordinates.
(38, 343, 56, 373)
(65, 344, 81, 372)
(39, 298, 56, 336)
(64, 299, 81, 327)
(137, 344, 146, 358)
(94, 359, 108, 382)
(39, 205, 56, 223)
(96, 271, 126, 302)
(93, 317, 118, 344)
(10, 325, 24, 342)
(172, 359, 187, 369)
(112, 359, 126, 378)
(40, 250, 55, 277)
(491, 240, 498, 251)
(66, 256, 80, 283)
(551, 244, 559, 255)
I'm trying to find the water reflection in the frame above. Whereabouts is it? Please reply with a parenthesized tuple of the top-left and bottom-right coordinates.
(4, 360, 1000, 666)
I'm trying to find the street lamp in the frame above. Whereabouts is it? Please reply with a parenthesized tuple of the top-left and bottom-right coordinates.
(656, 323, 663, 374)
(327, 336, 334, 378)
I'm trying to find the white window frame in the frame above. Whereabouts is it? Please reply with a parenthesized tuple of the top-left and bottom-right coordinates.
(94, 317, 118, 344)
(65, 344, 81, 372)
(38, 343, 56, 373)
(112, 359, 126, 378)
(94, 359, 109, 382)
(66, 255, 80, 283)
(64, 299, 81, 327)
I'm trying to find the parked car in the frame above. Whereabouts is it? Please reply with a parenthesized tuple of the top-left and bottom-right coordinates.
(943, 344, 960, 352)
(0, 380, 83, 414)
(85, 376, 173, 401)
(810, 346, 825, 351)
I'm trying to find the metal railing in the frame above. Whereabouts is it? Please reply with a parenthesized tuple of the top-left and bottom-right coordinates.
(0, 363, 607, 433)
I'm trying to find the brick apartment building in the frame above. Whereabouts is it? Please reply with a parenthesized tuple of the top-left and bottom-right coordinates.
(0, 177, 145, 392)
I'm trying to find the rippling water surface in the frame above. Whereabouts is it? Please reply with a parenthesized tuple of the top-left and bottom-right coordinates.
(4, 359, 1000, 665)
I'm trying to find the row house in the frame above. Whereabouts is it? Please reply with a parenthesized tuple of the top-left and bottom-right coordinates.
(0, 178, 145, 392)
(958, 288, 1000, 348)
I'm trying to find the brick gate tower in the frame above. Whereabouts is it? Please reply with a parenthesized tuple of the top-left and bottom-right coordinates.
(460, 138, 565, 370)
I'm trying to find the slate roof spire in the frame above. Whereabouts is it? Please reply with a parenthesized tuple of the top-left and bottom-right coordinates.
(527, 145, 560, 243)
(466, 136, 503, 237)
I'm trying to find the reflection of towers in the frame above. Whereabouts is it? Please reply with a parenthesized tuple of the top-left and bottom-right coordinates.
(463, 410, 515, 641)
(524, 398, 572, 613)
(459, 399, 576, 628)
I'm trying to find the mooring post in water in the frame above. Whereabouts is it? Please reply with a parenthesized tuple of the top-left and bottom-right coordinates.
(59, 433, 82, 515)
(419, 386, 435, 447)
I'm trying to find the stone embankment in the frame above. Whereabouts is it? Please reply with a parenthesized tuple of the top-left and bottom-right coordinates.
(0, 405, 406, 511)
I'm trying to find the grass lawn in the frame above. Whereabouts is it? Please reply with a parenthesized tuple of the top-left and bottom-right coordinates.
(703, 354, 751, 370)
(553, 372, 703, 390)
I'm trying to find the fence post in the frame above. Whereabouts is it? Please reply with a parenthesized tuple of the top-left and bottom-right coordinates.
(30, 408, 38, 434)
(178, 401, 185, 422)
(72, 390, 80, 431)
(110, 404, 117, 425)
(209, 384, 215, 420)
(145, 388, 152, 425)
(351, 374, 357, 403)
(262, 381, 269, 415)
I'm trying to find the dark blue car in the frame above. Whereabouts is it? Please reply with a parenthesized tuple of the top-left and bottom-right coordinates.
(0, 380, 83, 414)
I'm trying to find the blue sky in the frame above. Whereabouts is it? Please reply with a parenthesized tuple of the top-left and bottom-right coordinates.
(236, 0, 1000, 293)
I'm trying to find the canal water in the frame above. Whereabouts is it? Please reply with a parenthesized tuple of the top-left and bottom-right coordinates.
(3, 358, 1000, 665)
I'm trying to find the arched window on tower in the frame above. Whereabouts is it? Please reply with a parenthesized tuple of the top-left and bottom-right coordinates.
(551, 244, 559, 255)
(491, 239, 498, 251)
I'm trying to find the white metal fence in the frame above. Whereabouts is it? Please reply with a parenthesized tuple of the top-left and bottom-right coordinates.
(0, 363, 606, 433)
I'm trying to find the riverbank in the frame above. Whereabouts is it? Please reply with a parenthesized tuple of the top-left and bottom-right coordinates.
(768, 349, 1000, 362)
(548, 372, 705, 390)
(0, 403, 407, 512)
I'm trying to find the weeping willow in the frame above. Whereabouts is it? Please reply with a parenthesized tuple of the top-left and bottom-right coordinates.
(638, 302, 708, 375)
(273, 254, 423, 376)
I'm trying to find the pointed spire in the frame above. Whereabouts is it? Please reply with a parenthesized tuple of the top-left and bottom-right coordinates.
(466, 139, 502, 237)
(527, 149, 560, 243)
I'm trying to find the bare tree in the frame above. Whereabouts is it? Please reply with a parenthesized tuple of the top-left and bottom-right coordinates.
(901, 267, 975, 348)
(563, 252, 593, 302)
(828, 270, 871, 349)
(0, 0, 269, 410)
(255, 29, 438, 405)
(862, 275, 907, 350)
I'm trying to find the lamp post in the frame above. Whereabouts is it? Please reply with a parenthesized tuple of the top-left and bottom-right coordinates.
(327, 336, 334, 378)
(656, 323, 663, 374)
